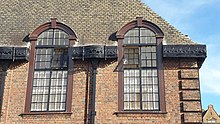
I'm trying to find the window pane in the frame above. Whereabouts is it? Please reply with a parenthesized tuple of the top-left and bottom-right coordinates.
(124, 102, 130, 110)
(124, 48, 139, 66)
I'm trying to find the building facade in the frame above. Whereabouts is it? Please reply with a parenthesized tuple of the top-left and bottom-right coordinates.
(203, 104, 220, 123)
(0, 0, 206, 123)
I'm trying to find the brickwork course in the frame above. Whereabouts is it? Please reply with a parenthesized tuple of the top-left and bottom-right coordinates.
(0, 0, 203, 124)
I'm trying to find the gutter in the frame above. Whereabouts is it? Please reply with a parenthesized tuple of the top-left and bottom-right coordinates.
(0, 62, 10, 118)
(90, 59, 100, 124)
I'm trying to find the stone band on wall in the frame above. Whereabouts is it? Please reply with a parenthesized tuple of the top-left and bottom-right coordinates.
(163, 45, 206, 68)
(0, 47, 29, 61)
(72, 45, 117, 60)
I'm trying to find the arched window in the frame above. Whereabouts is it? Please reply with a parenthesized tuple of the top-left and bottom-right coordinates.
(117, 17, 165, 112)
(24, 19, 77, 113)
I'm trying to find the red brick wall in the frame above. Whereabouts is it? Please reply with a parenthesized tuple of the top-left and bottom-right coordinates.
(0, 58, 202, 123)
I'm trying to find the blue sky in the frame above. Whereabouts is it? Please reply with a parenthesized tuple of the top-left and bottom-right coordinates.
(143, 0, 220, 113)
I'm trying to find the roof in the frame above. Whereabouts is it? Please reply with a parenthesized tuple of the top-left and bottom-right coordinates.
(0, 0, 194, 46)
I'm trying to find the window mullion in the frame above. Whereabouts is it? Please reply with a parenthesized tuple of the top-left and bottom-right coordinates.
(46, 30, 55, 111)
(138, 28, 143, 111)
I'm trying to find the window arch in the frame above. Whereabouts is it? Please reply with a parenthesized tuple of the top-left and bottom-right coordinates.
(116, 17, 165, 112)
(25, 19, 77, 113)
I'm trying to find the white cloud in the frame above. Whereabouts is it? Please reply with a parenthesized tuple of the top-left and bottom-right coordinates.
(200, 61, 220, 95)
(200, 34, 220, 95)
(143, 0, 217, 31)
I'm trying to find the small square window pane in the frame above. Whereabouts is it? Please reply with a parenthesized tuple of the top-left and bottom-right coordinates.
(152, 53, 156, 59)
(152, 60, 157, 67)
(141, 53, 146, 59)
(124, 78, 129, 84)
(141, 47, 146, 52)
(124, 70, 129, 76)
(148, 102, 154, 110)
(49, 103, 55, 111)
(130, 94, 140, 101)
(48, 31, 53, 38)
(146, 53, 151, 59)
(61, 95, 66, 102)
(130, 102, 135, 109)
(152, 69, 157, 76)
(153, 85, 159, 92)
(142, 86, 153, 93)
(124, 102, 130, 110)
(32, 87, 49, 94)
(152, 77, 158, 85)
(146, 78, 153, 84)
(134, 70, 139, 76)
(141, 78, 147, 84)
(146, 47, 151, 52)
(135, 85, 140, 92)
(130, 78, 135, 85)
(147, 60, 151, 67)
(128, 60, 133, 64)
(124, 94, 130, 101)
(151, 46, 156, 52)
(154, 102, 159, 110)
(129, 85, 135, 92)
(142, 93, 148, 101)
(150, 37, 156, 43)
(130, 70, 135, 76)
(31, 103, 37, 111)
(142, 70, 147, 76)
(153, 94, 159, 101)
(140, 37, 149, 44)
(135, 102, 140, 109)
(51, 79, 57, 86)
(42, 103, 47, 111)
(143, 102, 154, 110)
(141, 60, 146, 67)
(54, 31, 60, 38)
(146, 70, 152, 76)
(55, 103, 65, 111)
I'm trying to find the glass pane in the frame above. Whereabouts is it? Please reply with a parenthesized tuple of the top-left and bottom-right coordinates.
(134, 102, 140, 109)
(147, 60, 151, 67)
(140, 28, 155, 37)
(124, 94, 130, 101)
(151, 46, 156, 52)
(148, 37, 155, 43)
(152, 53, 156, 59)
(154, 102, 159, 110)
(143, 102, 154, 110)
(32, 87, 49, 94)
(152, 60, 157, 67)
(52, 49, 68, 68)
(142, 86, 153, 93)
(153, 94, 159, 101)
(124, 102, 129, 110)
(152, 69, 157, 76)
(152, 77, 158, 85)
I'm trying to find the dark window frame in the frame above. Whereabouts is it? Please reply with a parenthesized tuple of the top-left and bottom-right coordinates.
(116, 17, 166, 113)
(24, 19, 77, 114)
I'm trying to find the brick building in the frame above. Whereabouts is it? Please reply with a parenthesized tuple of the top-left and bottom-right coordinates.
(203, 104, 220, 123)
(0, 0, 206, 124)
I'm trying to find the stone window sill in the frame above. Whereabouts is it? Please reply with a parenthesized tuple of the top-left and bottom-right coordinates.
(19, 112, 72, 117)
(114, 111, 167, 116)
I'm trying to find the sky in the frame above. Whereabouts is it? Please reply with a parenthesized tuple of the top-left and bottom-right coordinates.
(143, 0, 220, 114)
